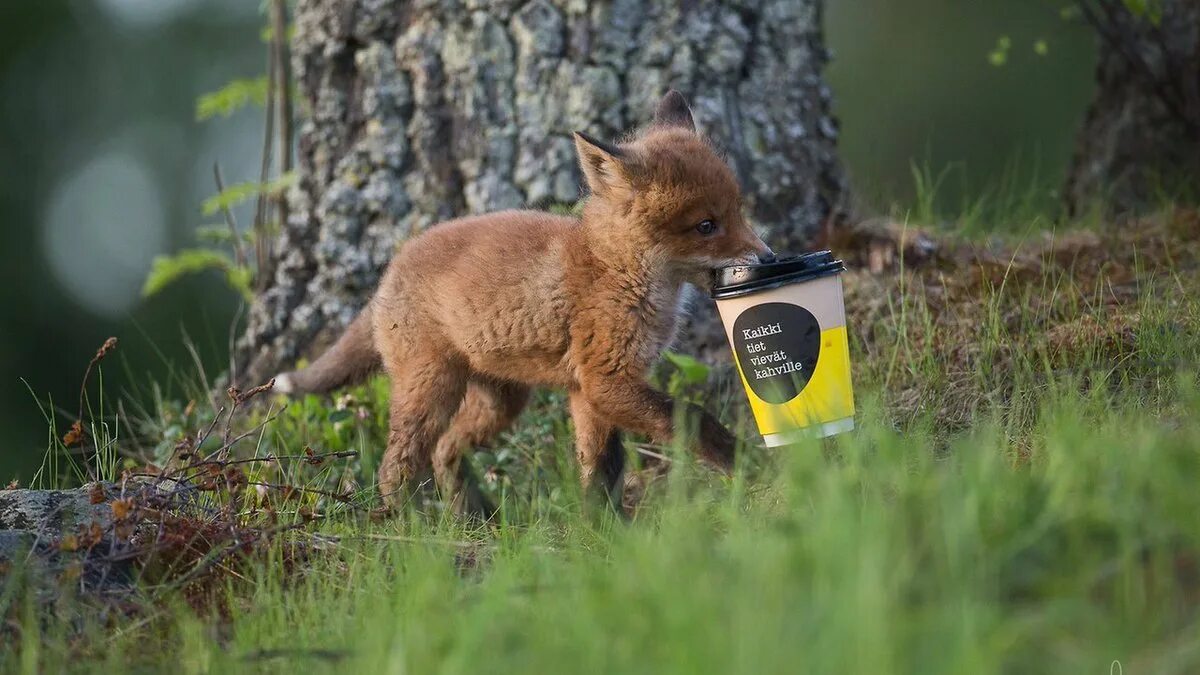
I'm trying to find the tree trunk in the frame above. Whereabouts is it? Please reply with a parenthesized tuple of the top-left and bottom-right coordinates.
(1064, 0, 1200, 216)
(238, 0, 846, 383)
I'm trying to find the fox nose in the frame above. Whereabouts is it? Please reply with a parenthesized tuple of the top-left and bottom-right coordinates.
(739, 227, 774, 263)
(751, 240, 775, 263)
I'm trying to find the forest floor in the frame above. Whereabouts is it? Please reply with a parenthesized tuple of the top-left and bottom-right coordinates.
(5, 207, 1200, 673)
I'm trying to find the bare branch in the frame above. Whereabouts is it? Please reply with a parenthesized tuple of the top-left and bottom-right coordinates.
(212, 162, 248, 268)
(269, 0, 293, 283)
(252, 11, 278, 289)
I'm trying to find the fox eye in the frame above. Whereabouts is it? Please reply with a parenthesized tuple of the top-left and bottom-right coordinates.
(695, 219, 717, 236)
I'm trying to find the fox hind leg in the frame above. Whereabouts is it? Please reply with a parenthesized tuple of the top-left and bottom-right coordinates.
(377, 357, 468, 509)
(432, 378, 529, 518)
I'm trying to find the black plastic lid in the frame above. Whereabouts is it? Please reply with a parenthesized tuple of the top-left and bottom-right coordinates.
(711, 250, 845, 299)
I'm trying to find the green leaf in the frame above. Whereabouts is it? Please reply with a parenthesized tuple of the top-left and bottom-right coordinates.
(662, 351, 711, 385)
(226, 266, 254, 300)
(1145, 0, 1163, 25)
(142, 249, 252, 301)
(1033, 39, 1049, 56)
(202, 181, 263, 216)
(201, 172, 297, 216)
(987, 35, 1011, 67)
(195, 224, 233, 244)
(1123, 0, 1164, 23)
(260, 23, 297, 44)
(195, 224, 256, 246)
(196, 77, 269, 121)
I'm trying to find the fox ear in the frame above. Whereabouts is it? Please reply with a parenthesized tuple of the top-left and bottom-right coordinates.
(574, 131, 643, 199)
(653, 89, 695, 132)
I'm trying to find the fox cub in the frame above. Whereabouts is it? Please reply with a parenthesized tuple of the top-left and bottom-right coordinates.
(276, 90, 773, 512)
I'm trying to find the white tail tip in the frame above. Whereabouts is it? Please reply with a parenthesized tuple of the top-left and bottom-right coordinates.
(274, 373, 295, 394)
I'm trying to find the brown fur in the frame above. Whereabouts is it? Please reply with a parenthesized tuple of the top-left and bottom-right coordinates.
(277, 91, 772, 513)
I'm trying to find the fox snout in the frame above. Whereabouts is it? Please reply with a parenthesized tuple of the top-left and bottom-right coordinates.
(731, 231, 774, 265)
(750, 243, 775, 264)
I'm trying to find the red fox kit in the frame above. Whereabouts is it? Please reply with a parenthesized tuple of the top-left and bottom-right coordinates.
(276, 90, 772, 512)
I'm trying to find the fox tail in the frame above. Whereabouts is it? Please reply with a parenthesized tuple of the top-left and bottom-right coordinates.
(274, 304, 381, 395)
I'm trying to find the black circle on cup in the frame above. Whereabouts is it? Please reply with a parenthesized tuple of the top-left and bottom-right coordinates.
(731, 302, 821, 404)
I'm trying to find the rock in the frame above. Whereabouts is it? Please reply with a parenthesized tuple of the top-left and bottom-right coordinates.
(0, 483, 126, 589)
(0, 530, 36, 563)
(0, 483, 113, 534)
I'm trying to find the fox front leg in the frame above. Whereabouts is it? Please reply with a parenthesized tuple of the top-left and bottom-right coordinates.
(578, 375, 736, 473)
(569, 392, 626, 512)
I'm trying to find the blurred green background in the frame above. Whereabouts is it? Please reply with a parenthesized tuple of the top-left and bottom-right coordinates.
(0, 0, 1095, 480)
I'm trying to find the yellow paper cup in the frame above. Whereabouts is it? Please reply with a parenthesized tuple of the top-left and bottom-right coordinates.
(712, 251, 855, 446)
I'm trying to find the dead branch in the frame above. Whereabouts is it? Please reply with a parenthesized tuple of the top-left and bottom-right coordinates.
(212, 162, 247, 267)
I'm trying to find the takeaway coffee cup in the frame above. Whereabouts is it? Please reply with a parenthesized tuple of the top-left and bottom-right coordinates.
(712, 251, 855, 446)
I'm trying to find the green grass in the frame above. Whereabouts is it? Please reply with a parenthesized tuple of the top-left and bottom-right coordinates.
(10, 384, 1200, 673)
(7, 204, 1200, 673)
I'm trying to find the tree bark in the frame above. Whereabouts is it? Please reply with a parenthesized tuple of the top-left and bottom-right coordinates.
(238, 0, 846, 383)
(1064, 0, 1200, 216)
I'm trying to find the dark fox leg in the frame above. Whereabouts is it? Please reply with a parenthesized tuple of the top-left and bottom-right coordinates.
(432, 378, 530, 518)
(569, 392, 627, 513)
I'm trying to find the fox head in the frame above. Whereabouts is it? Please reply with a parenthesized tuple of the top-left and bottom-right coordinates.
(574, 90, 773, 285)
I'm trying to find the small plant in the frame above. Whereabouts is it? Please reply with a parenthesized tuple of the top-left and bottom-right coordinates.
(142, 0, 294, 301)
(143, 248, 255, 302)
